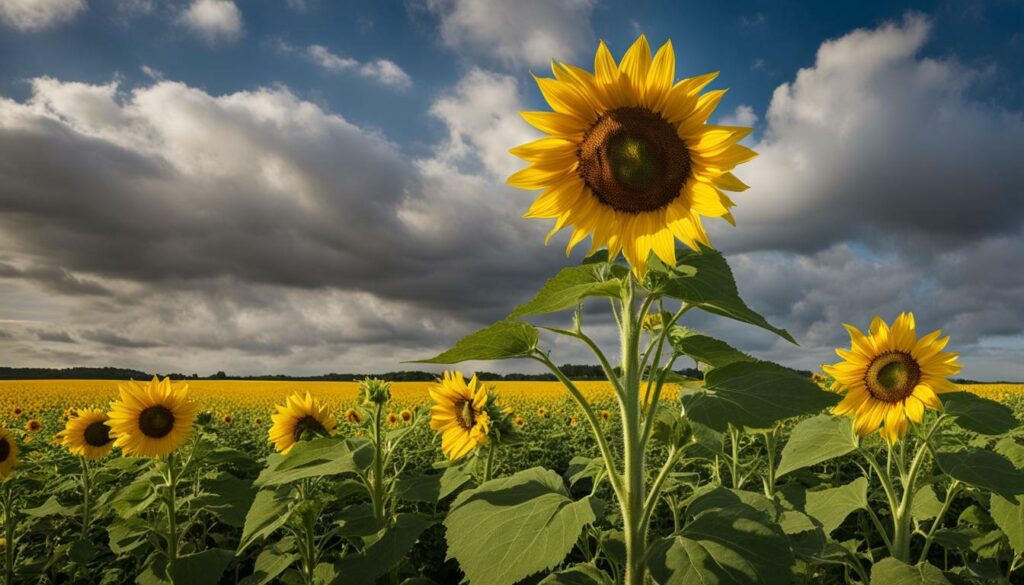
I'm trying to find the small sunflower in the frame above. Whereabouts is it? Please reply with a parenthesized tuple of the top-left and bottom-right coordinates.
(268, 392, 337, 454)
(25, 419, 42, 433)
(107, 376, 201, 458)
(386, 412, 399, 426)
(536, 407, 548, 418)
(509, 35, 755, 275)
(222, 414, 233, 425)
(513, 415, 525, 428)
(0, 428, 19, 478)
(599, 410, 612, 422)
(400, 409, 413, 422)
(429, 371, 491, 461)
(568, 416, 579, 426)
(11, 408, 21, 418)
(824, 313, 962, 443)
(254, 418, 264, 426)
(344, 408, 364, 425)
(57, 409, 115, 460)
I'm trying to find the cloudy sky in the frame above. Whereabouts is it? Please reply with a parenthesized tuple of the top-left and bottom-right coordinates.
(1, 0, 1022, 380)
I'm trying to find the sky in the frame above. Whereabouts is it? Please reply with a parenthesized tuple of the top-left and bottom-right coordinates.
(0, 0, 1023, 380)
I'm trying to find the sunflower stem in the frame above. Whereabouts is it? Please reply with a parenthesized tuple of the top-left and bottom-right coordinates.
(482, 442, 496, 483)
(2, 482, 14, 585)
(80, 457, 92, 537)
(162, 454, 180, 576)
(620, 279, 647, 585)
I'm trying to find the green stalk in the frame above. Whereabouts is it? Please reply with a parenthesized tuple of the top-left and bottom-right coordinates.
(80, 457, 92, 536)
(370, 404, 387, 526)
(619, 280, 647, 585)
(918, 480, 960, 564)
(3, 483, 14, 585)
(482, 442, 496, 483)
(162, 454, 180, 576)
(762, 428, 779, 498)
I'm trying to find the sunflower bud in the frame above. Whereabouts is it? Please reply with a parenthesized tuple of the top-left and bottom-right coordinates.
(359, 377, 391, 406)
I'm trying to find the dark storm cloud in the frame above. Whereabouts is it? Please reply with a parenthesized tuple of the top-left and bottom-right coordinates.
(0, 261, 111, 296)
(34, 329, 75, 343)
(82, 329, 163, 348)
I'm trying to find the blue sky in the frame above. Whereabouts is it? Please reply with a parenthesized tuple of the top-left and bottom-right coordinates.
(1, 0, 1023, 379)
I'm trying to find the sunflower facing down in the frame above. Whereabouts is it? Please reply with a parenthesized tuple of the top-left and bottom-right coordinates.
(0, 428, 18, 478)
(508, 35, 756, 275)
(429, 371, 491, 461)
(824, 313, 962, 443)
(58, 409, 115, 460)
(269, 392, 337, 454)
(107, 377, 201, 458)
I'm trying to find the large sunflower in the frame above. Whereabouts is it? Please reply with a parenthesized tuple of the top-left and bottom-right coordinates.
(268, 392, 337, 454)
(429, 371, 491, 461)
(508, 35, 755, 275)
(58, 408, 115, 460)
(107, 376, 201, 457)
(0, 428, 18, 478)
(824, 313, 962, 443)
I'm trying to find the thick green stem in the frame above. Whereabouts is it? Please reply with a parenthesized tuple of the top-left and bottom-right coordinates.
(762, 428, 778, 498)
(620, 281, 647, 585)
(482, 442, 496, 483)
(918, 481, 960, 564)
(161, 454, 180, 578)
(80, 457, 92, 536)
(370, 404, 387, 525)
(3, 483, 14, 585)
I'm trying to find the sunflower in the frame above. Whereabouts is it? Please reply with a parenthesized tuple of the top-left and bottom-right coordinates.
(0, 428, 19, 478)
(344, 408, 364, 425)
(268, 392, 336, 454)
(400, 409, 413, 422)
(599, 410, 612, 422)
(508, 35, 755, 275)
(536, 407, 548, 418)
(429, 371, 491, 461)
(824, 313, 962, 443)
(25, 419, 41, 433)
(386, 412, 400, 426)
(57, 409, 115, 459)
(222, 414, 233, 425)
(107, 376, 201, 457)
(513, 415, 525, 427)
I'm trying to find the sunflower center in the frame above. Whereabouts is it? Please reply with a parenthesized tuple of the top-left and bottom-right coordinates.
(0, 439, 8, 463)
(577, 107, 691, 214)
(865, 352, 921, 402)
(455, 400, 476, 430)
(138, 406, 175, 438)
(292, 415, 327, 443)
(84, 421, 113, 447)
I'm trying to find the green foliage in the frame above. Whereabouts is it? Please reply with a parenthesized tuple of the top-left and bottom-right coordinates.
(934, 447, 1024, 499)
(868, 558, 951, 584)
(776, 415, 859, 478)
(444, 467, 603, 585)
(942, 391, 1019, 435)
(510, 264, 624, 317)
(680, 362, 838, 432)
(667, 328, 754, 368)
(804, 478, 868, 535)
(253, 436, 373, 487)
(414, 320, 539, 364)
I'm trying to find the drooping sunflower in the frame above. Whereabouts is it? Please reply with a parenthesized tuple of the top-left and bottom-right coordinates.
(58, 409, 115, 459)
(508, 35, 755, 275)
(268, 392, 337, 454)
(429, 371, 491, 461)
(0, 428, 18, 478)
(824, 313, 962, 443)
(107, 376, 201, 458)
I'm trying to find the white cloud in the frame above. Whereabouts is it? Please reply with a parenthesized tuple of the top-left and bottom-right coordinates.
(291, 44, 412, 89)
(424, 0, 596, 67)
(719, 104, 758, 127)
(0, 0, 85, 31)
(179, 0, 242, 44)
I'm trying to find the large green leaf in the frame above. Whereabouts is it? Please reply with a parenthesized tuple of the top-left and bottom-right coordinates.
(254, 437, 374, 487)
(649, 247, 795, 343)
(776, 415, 858, 478)
(668, 327, 754, 368)
(321, 514, 435, 584)
(680, 362, 838, 432)
(868, 558, 951, 585)
(238, 486, 293, 554)
(804, 478, 868, 535)
(413, 320, 538, 364)
(942, 392, 1018, 435)
(934, 447, 1024, 499)
(539, 564, 614, 585)
(444, 467, 603, 585)
(510, 264, 622, 317)
(991, 495, 1024, 553)
(240, 537, 298, 585)
(194, 473, 256, 527)
(170, 549, 235, 585)
(646, 505, 794, 585)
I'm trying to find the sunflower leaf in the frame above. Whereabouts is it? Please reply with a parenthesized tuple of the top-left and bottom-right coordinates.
(804, 477, 869, 535)
(238, 486, 293, 554)
(776, 415, 859, 478)
(680, 362, 838, 433)
(412, 320, 539, 363)
(254, 436, 374, 487)
(942, 392, 1019, 435)
(868, 558, 952, 585)
(319, 514, 435, 584)
(444, 467, 603, 585)
(539, 564, 614, 585)
(649, 246, 796, 344)
(935, 447, 1024, 500)
(667, 327, 755, 368)
(991, 495, 1024, 553)
(646, 504, 794, 585)
(510, 264, 623, 318)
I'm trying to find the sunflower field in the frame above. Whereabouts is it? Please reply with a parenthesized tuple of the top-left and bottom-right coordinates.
(3, 33, 1024, 585)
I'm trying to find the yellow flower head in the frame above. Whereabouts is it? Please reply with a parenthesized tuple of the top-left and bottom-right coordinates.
(400, 409, 413, 422)
(513, 415, 525, 428)
(222, 414, 233, 425)
(268, 392, 337, 454)
(344, 408, 364, 425)
(599, 410, 612, 422)
(57, 408, 115, 460)
(0, 428, 18, 478)
(386, 412, 399, 426)
(824, 313, 962, 443)
(509, 35, 755, 275)
(25, 419, 41, 433)
(536, 407, 548, 418)
(107, 376, 201, 458)
(429, 371, 491, 461)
